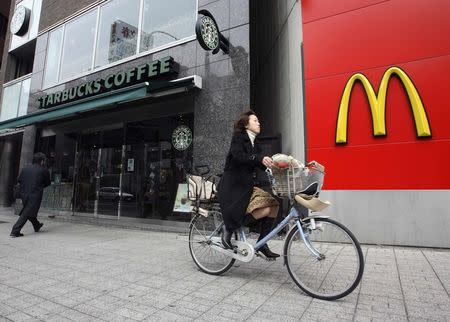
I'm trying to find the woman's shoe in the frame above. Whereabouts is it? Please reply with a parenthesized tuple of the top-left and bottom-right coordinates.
(258, 244, 280, 259)
(221, 226, 234, 249)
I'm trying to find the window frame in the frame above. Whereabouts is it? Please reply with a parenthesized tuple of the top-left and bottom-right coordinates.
(0, 74, 32, 121)
(42, 0, 198, 91)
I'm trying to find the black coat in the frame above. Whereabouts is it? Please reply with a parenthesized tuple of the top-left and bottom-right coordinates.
(17, 164, 51, 215)
(218, 131, 269, 230)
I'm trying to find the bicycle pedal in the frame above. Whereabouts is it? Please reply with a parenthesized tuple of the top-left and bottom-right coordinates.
(256, 252, 276, 261)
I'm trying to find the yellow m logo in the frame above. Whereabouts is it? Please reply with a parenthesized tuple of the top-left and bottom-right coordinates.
(336, 66, 431, 144)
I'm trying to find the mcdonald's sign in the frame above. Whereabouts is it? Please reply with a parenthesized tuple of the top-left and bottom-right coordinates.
(335, 67, 432, 144)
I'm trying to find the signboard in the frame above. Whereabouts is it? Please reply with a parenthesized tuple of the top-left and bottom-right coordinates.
(37, 56, 179, 109)
(173, 183, 191, 213)
(127, 158, 134, 172)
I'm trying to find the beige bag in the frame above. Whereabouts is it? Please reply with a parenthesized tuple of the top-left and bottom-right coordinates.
(187, 175, 217, 201)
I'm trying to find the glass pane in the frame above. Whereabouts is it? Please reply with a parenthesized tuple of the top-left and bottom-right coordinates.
(17, 78, 31, 117)
(122, 115, 194, 221)
(0, 82, 21, 121)
(60, 10, 97, 81)
(94, 0, 140, 68)
(43, 27, 63, 88)
(140, 0, 196, 52)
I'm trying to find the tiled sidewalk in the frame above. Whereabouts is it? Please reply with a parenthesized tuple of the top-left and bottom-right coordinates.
(0, 211, 449, 321)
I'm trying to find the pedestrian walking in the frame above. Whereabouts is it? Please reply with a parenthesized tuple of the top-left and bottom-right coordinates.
(10, 152, 51, 238)
(218, 110, 280, 258)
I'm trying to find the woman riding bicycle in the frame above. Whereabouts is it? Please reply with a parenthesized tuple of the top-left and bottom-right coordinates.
(218, 110, 280, 259)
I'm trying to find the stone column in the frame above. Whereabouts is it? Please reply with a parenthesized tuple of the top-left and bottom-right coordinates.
(19, 125, 37, 170)
(0, 133, 22, 206)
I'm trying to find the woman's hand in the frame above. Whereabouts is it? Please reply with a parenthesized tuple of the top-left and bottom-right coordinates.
(262, 156, 274, 168)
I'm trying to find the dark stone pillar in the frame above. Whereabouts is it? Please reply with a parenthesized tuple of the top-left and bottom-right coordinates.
(0, 134, 22, 206)
(19, 125, 37, 170)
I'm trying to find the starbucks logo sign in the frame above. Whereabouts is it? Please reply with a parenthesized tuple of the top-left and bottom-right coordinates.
(172, 125, 192, 151)
(10, 5, 31, 36)
(196, 15, 220, 52)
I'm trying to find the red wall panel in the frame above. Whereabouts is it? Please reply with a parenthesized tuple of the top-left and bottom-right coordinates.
(302, 0, 388, 23)
(303, 0, 450, 79)
(302, 0, 450, 189)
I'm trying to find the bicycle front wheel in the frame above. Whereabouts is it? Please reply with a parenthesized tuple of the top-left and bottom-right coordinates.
(284, 217, 364, 300)
(188, 211, 235, 275)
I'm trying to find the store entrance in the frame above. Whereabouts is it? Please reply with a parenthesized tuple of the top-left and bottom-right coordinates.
(72, 115, 193, 221)
(73, 128, 123, 217)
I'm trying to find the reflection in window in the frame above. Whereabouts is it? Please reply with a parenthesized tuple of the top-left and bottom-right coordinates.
(17, 78, 31, 117)
(95, 0, 140, 68)
(60, 10, 97, 81)
(0, 77, 32, 121)
(0, 82, 21, 121)
(140, 0, 196, 52)
(43, 27, 63, 88)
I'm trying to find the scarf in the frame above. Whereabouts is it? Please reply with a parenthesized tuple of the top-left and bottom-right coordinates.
(246, 130, 257, 147)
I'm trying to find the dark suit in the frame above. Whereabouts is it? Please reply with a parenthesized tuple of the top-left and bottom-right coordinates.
(218, 131, 269, 231)
(11, 164, 51, 235)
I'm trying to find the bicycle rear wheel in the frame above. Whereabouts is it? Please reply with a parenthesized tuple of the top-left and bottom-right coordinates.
(188, 211, 235, 275)
(284, 217, 364, 300)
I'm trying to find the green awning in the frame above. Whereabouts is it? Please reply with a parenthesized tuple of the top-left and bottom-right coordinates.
(0, 75, 201, 131)
(0, 82, 149, 131)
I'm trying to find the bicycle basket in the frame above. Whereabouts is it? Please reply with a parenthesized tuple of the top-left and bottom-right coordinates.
(187, 174, 218, 202)
(268, 160, 325, 198)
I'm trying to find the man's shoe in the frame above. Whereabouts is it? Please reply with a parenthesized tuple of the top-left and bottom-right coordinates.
(10, 233, 24, 238)
(221, 226, 234, 250)
(258, 244, 280, 259)
(35, 223, 44, 232)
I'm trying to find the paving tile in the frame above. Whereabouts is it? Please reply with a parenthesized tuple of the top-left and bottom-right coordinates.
(1, 213, 450, 322)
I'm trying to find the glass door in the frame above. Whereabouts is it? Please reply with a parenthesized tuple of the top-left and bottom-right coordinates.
(73, 128, 124, 218)
(122, 116, 193, 221)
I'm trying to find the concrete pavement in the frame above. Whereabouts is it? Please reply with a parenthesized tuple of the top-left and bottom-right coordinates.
(0, 209, 450, 321)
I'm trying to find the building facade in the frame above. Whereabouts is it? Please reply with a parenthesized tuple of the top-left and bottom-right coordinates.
(0, 0, 254, 223)
(301, 0, 450, 247)
(1, 0, 448, 247)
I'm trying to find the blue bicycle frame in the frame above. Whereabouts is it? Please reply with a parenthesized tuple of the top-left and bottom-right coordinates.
(203, 204, 323, 260)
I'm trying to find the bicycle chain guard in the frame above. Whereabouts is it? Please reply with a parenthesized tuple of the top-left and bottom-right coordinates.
(209, 237, 255, 262)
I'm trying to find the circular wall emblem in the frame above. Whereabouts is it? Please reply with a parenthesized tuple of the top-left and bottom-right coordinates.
(10, 5, 31, 36)
(195, 16, 219, 51)
(172, 125, 193, 151)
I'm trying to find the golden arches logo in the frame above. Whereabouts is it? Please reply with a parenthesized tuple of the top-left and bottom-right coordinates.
(335, 66, 431, 144)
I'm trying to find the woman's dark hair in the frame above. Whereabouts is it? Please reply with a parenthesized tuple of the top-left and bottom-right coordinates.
(32, 152, 47, 165)
(234, 110, 256, 132)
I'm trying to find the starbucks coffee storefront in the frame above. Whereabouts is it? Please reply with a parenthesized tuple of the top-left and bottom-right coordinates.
(0, 0, 251, 224)
(1, 56, 202, 221)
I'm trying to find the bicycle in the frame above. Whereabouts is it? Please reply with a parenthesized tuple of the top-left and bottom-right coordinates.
(187, 161, 364, 300)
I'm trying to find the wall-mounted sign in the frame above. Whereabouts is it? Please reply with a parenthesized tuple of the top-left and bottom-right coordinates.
(37, 56, 179, 109)
(196, 10, 229, 55)
(172, 125, 192, 151)
(173, 183, 192, 213)
(10, 5, 31, 36)
(127, 158, 135, 172)
(335, 66, 431, 144)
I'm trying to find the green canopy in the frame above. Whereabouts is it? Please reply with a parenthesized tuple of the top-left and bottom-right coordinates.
(0, 82, 149, 130)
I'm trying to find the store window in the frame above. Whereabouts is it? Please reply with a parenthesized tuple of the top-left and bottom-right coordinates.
(43, 27, 63, 88)
(0, 77, 31, 121)
(59, 10, 97, 81)
(94, 0, 140, 68)
(42, 0, 196, 88)
(0, 83, 21, 121)
(140, 0, 196, 52)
